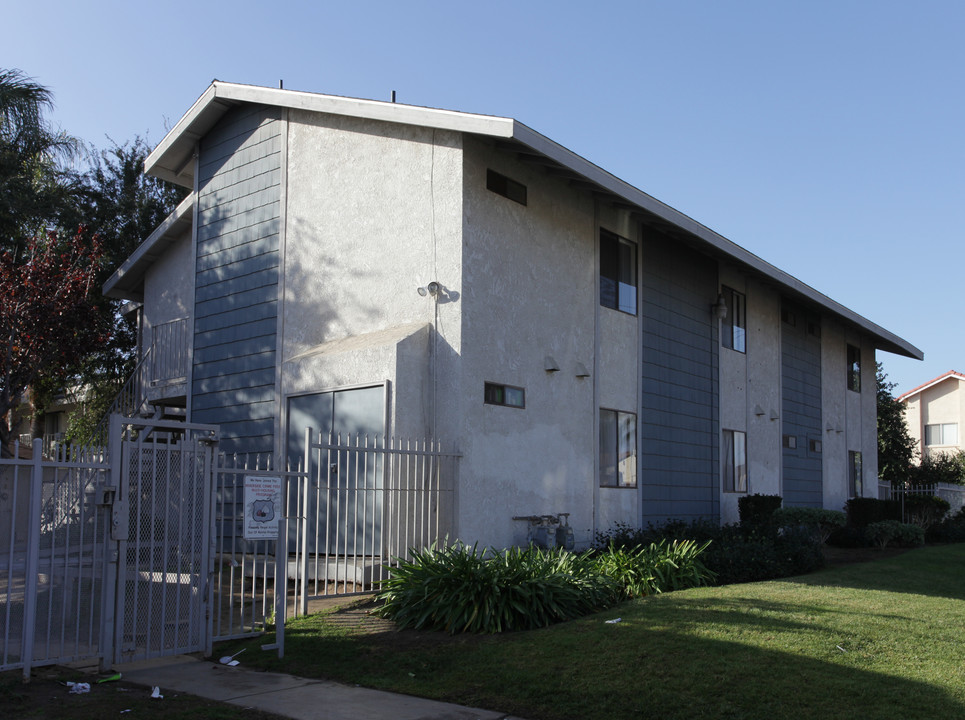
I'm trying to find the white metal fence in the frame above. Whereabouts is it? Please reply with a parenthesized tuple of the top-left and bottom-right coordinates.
(288, 432, 458, 616)
(1, 424, 457, 677)
(0, 440, 110, 677)
(878, 482, 965, 519)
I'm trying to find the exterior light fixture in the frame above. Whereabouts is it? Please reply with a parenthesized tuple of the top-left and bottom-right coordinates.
(575, 362, 591, 378)
(544, 356, 560, 372)
(711, 294, 728, 320)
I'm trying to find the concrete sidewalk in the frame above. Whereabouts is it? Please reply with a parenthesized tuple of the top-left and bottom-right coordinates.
(117, 654, 525, 720)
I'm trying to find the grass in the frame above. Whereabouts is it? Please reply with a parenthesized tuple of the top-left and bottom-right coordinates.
(218, 544, 965, 720)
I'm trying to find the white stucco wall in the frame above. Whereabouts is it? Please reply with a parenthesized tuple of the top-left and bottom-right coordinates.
(911, 377, 965, 459)
(142, 230, 194, 338)
(457, 137, 600, 548)
(142, 229, 194, 403)
(280, 111, 463, 441)
(718, 271, 783, 523)
(820, 324, 878, 509)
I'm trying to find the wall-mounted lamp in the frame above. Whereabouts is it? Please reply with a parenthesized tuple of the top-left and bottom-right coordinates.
(826, 424, 835, 434)
(769, 409, 779, 421)
(711, 293, 728, 320)
(417, 281, 441, 297)
(754, 405, 766, 417)
(575, 362, 591, 378)
(544, 356, 560, 373)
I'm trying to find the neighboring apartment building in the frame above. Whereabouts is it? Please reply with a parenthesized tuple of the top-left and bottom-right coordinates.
(103, 82, 922, 549)
(898, 371, 965, 460)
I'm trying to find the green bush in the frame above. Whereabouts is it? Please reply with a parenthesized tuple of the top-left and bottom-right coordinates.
(596, 518, 824, 586)
(773, 507, 846, 544)
(902, 495, 951, 529)
(926, 512, 965, 543)
(738, 494, 783, 530)
(374, 543, 620, 634)
(594, 539, 715, 598)
(866, 520, 925, 549)
(845, 498, 900, 528)
(906, 451, 965, 486)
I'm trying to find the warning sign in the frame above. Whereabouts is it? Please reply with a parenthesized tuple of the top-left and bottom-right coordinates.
(243, 475, 282, 540)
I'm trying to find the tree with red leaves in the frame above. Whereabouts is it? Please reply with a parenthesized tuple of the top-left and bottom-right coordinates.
(0, 228, 108, 455)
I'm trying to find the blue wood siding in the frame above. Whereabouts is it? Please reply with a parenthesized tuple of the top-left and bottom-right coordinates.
(192, 105, 282, 455)
(781, 305, 823, 506)
(639, 233, 720, 524)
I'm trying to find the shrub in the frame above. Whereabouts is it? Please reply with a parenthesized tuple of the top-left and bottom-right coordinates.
(866, 520, 925, 549)
(773, 507, 846, 544)
(374, 543, 620, 634)
(906, 451, 965, 486)
(597, 518, 824, 586)
(594, 539, 715, 598)
(738, 494, 783, 530)
(926, 514, 965, 543)
(902, 495, 951, 529)
(845, 498, 900, 528)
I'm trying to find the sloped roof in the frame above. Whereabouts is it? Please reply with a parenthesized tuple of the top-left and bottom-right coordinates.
(138, 81, 922, 360)
(103, 194, 194, 301)
(897, 370, 965, 402)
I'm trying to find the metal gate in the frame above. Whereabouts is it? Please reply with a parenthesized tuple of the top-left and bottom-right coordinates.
(107, 416, 218, 664)
(0, 416, 220, 678)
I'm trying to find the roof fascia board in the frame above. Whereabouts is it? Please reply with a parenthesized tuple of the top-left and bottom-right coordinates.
(103, 193, 195, 300)
(220, 83, 516, 138)
(145, 84, 217, 180)
(510, 122, 922, 360)
(898, 372, 965, 401)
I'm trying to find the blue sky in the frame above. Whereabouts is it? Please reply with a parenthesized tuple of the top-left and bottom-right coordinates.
(6, 0, 962, 395)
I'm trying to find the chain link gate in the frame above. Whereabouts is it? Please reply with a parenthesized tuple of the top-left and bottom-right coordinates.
(104, 416, 219, 665)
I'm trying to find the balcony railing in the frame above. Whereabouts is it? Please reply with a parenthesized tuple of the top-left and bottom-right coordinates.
(151, 318, 189, 385)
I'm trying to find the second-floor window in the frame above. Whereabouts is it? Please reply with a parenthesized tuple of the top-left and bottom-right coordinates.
(600, 229, 637, 315)
(925, 423, 958, 446)
(721, 287, 746, 353)
(847, 345, 861, 392)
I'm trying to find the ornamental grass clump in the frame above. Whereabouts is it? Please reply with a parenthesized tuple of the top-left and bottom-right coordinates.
(374, 543, 620, 634)
(594, 539, 715, 598)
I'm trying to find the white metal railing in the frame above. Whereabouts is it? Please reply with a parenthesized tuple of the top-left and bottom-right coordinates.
(0, 440, 110, 679)
(150, 318, 188, 385)
(289, 433, 459, 616)
(878, 482, 965, 520)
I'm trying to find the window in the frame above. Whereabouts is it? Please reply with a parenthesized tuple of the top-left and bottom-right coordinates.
(484, 382, 525, 408)
(782, 309, 796, 326)
(486, 169, 527, 205)
(600, 230, 637, 315)
(722, 430, 748, 493)
(809, 438, 822, 454)
(721, 287, 746, 352)
(849, 450, 863, 497)
(783, 434, 797, 449)
(847, 345, 861, 392)
(925, 423, 959, 446)
(600, 409, 637, 487)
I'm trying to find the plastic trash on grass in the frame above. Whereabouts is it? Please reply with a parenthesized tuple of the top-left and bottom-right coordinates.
(66, 682, 91, 694)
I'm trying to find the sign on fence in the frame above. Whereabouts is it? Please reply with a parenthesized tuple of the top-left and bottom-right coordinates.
(243, 475, 282, 540)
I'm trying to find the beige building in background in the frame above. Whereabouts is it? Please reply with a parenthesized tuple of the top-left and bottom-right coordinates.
(899, 371, 965, 460)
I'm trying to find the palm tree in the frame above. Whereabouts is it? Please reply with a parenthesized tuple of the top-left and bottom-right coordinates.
(0, 68, 78, 253)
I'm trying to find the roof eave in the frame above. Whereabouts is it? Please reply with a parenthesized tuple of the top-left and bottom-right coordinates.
(103, 194, 195, 301)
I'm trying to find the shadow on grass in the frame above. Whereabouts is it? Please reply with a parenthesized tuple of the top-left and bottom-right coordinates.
(229, 592, 965, 720)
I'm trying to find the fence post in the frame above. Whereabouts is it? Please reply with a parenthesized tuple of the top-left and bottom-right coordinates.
(20, 439, 43, 681)
(98, 414, 123, 670)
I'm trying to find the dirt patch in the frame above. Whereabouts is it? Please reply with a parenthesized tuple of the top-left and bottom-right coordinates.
(1, 666, 287, 720)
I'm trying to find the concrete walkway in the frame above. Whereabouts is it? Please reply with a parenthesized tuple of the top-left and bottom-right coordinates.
(118, 654, 526, 720)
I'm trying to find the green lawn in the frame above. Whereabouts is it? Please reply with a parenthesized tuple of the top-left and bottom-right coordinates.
(223, 545, 965, 720)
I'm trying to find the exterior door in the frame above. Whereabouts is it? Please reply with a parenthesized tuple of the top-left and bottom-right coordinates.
(285, 386, 385, 554)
